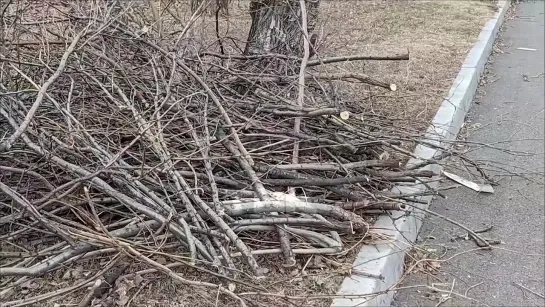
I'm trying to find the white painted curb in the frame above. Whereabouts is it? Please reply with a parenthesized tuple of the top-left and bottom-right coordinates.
(331, 1, 511, 306)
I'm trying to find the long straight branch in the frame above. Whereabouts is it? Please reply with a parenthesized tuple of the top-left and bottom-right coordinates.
(271, 160, 401, 171)
(264, 169, 434, 187)
(306, 53, 410, 67)
(222, 200, 367, 231)
(274, 0, 313, 267)
(255, 165, 365, 201)
(292, 0, 311, 170)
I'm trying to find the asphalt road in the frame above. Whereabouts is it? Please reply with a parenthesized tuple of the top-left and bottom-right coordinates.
(392, 1, 545, 306)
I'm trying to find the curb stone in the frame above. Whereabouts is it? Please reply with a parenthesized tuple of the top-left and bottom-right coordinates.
(331, 1, 512, 306)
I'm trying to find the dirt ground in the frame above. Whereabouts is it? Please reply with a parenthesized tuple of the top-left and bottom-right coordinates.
(0, 1, 496, 306)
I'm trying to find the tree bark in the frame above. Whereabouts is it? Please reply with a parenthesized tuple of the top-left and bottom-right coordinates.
(191, 0, 229, 16)
(244, 0, 320, 56)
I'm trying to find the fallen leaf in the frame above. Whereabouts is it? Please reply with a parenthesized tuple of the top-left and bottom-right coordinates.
(314, 277, 325, 287)
(115, 278, 135, 307)
(312, 255, 327, 269)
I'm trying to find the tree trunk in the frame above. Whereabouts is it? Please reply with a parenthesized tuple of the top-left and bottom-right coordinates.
(244, 0, 320, 56)
(191, 0, 229, 16)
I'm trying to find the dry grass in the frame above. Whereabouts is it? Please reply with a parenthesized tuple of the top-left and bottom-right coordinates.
(317, 0, 496, 126)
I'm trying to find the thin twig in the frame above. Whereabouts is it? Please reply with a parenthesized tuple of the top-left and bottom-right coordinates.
(512, 282, 545, 299)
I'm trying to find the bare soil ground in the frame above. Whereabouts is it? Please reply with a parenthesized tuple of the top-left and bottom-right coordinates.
(0, 1, 495, 307)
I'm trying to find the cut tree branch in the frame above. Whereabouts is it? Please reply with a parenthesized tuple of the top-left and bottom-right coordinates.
(306, 52, 410, 67)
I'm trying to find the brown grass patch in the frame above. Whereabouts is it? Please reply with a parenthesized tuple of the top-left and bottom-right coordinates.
(317, 0, 495, 125)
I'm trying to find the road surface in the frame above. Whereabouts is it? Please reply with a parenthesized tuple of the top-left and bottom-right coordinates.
(392, 1, 545, 306)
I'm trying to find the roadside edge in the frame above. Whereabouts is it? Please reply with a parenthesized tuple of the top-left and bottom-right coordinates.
(331, 1, 511, 306)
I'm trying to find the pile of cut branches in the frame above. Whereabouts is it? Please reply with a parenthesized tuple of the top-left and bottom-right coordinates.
(0, 1, 430, 306)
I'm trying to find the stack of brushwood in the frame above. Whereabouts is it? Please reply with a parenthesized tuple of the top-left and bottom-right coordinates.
(0, 1, 430, 306)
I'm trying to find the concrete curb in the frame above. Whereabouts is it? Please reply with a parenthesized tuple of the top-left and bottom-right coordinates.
(331, 1, 511, 306)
